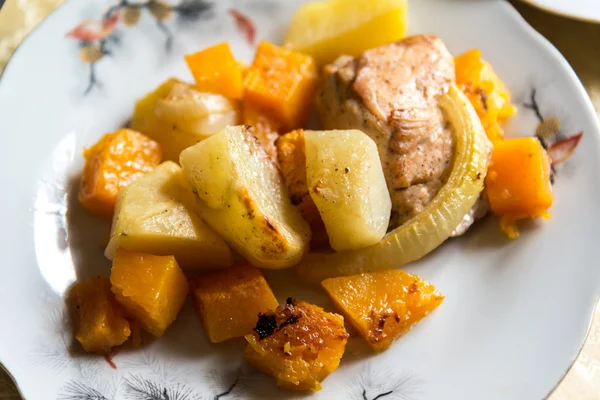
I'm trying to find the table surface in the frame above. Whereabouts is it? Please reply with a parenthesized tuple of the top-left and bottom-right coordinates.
(0, 0, 599, 398)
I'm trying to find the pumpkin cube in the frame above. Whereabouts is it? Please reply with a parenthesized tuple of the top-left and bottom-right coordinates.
(110, 249, 189, 336)
(322, 270, 444, 352)
(244, 299, 348, 391)
(69, 276, 131, 354)
(276, 130, 328, 248)
(242, 103, 282, 161)
(455, 49, 516, 142)
(79, 129, 162, 218)
(244, 41, 318, 130)
(485, 137, 553, 238)
(185, 42, 244, 99)
(190, 264, 278, 343)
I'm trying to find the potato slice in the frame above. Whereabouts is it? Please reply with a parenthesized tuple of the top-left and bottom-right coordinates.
(304, 130, 391, 251)
(284, 0, 408, 66)
(105, 161, 232, 271)
(180, 126, 311, 269)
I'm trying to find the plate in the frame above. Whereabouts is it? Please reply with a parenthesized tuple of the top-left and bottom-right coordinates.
(522, 0, 600, 23)
(1, 0, 600, 399)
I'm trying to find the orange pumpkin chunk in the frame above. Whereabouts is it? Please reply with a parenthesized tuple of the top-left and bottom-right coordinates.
(244, 41, 318, 130)
(242, 103, 282, 161)
(190, 264, 278, 343)
(276, 129, 329, 248)
(185, 42, 243, 99)
(455, 49, 516, 142)
(69, 276, 131, 354)
(79, 129, 162, 218)
(110, 249, 189, 337)
(485, 137, 553, 238)
(322, 270, 444, 352)
(244, 299, 348, 391)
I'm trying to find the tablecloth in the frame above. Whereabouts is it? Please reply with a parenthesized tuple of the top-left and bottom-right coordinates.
(0, 0, 599, 398)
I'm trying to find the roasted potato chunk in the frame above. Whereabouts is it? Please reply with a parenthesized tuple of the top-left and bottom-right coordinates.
(105, 161, 232, 271)
(304, 130, 391, 251)
(180, 126, 311, 269)
(285, 0, 408, 66)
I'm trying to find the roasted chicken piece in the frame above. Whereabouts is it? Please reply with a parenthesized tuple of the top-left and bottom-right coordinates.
(317, 35, 461, 229)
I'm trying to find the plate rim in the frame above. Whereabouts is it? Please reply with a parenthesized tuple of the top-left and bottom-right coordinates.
(520, 0, 600, 24)
(1, 0, 600, 398)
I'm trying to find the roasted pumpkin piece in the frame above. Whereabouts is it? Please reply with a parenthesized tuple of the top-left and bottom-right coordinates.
(190, 264, 278, 343)
(110, 249, 189, 336)
(79, 129, 162, 218)
(485, 137, 553, 239)
(105, 161, 232, 271)
(455, 49, 516, 142)
(245, 299, 348, 391)
(244, 41, 318, 130)
(185, 42, 244, 99)
(242, 103, 283, 161)
(285, 0, 408, 66)
(131, 78, 238, 162)
(322, 270, 444, 352)
(276, 129, 328, 248)
(69, 276, 131, 354)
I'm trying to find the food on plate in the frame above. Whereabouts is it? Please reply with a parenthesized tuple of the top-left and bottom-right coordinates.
(131, 78, 238, 161)
(304, 129, 391, 251)
(68, 276, 131, 354)
(297, 84, 488, 282)
(244, 298, 349, 391)
(243, 41, 318, 130)
(297, 34, 489, 282)
(70, 0, 583, 386)
(322, 270, 444, 351)
(105, 161, 232, 270)
(285, 0, 408, 66)
(317, 35, 466, 229)
(276, 129, 329, 248)
(180, 125, 311, 269)
(155, 83, 235, 124)
(242, 103, 282, 160)
(485, 138, 553, 238)
(79, 128, 162, 218)
(184, 42, 244, 99)
(110, 249, 189, 337)
(455, 49, 516, 142)
(190, 264, 278, 343)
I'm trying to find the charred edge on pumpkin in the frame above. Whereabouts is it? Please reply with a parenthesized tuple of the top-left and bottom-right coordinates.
(252, 298, 301, 341)
(290, 193, 303, 206)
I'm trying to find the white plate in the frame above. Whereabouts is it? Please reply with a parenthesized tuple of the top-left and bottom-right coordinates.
(523, 0, 600, 23)
(1, 0, 600, 399)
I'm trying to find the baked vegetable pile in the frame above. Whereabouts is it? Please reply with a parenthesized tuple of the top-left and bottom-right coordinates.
(67, 0, 581, 392)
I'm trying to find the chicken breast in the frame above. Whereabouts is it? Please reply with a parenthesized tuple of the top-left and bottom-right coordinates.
(317, 35, 460, 229)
